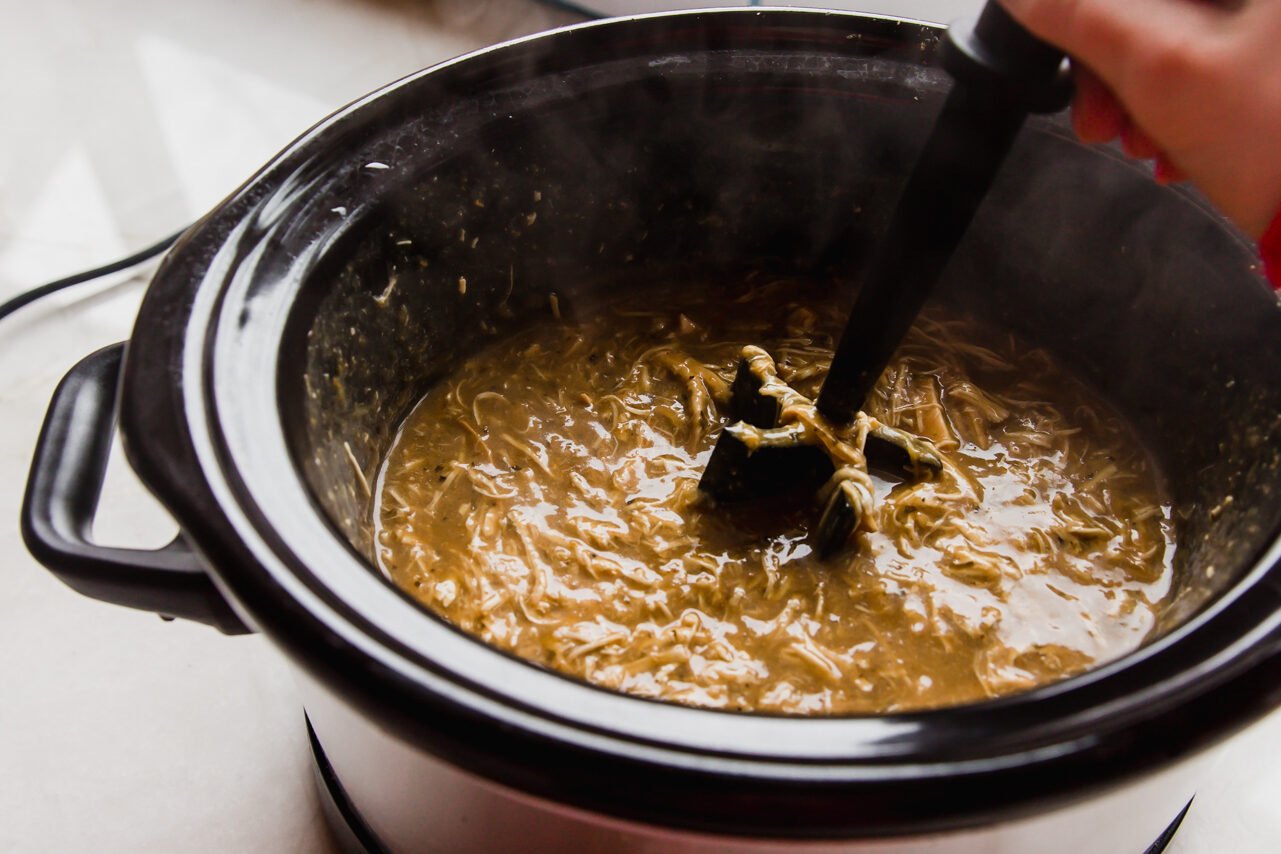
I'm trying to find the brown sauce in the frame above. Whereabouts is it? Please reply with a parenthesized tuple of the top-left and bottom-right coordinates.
(373, 279, 1174, 714)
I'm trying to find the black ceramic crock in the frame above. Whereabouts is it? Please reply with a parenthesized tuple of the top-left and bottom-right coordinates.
(21, 8, 1281, 850)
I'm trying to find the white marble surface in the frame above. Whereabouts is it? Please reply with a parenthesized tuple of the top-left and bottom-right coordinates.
(1, 1, 1278, 851)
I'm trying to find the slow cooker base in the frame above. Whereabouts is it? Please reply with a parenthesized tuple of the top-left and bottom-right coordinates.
(306, 715, 1193, 854)
(309, 716, 390, 854)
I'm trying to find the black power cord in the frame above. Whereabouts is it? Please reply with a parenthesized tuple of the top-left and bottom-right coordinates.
(0, 230, 185, 325)
(0, 1, 603, 327)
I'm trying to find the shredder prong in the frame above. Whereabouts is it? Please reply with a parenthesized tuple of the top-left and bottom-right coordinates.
(699, 359, 831, 503)
(730, 357, 778, 430)
(815, 486, 860, 560)
(698, 359, 777, 502)
(865, 423, 943, 476)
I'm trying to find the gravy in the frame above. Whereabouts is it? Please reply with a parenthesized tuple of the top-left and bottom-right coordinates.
(374, 279, 1173, 714)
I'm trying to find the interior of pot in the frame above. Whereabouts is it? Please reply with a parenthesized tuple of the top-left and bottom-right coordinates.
(278, 12, 1281, 669)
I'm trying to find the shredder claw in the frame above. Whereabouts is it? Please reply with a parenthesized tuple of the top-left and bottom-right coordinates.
(699, 350, 941, 556)
(815, 482, 860, 560)
(698, 359, 830, 503)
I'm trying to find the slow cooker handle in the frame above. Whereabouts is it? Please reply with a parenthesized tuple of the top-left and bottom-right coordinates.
(21, 343, 250, 634)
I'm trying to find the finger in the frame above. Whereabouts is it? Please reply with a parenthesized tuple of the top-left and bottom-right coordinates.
(1121, 124, 1162, 159)
(1071, 66, 1126, 143)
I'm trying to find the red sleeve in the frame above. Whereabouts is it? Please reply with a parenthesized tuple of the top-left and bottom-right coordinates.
(1261, 209, 1281, 289)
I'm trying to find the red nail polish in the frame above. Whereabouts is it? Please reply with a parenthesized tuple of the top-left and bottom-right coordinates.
(1154, 155, 1181, 186)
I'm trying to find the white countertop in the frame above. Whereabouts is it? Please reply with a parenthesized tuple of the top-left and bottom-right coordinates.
(2, 1, 1279, 851)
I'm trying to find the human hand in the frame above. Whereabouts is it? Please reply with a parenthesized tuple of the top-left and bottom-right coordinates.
(999, 0, 1281, 240)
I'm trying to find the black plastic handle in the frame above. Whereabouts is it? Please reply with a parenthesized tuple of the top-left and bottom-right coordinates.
(814, 1, 1071, 422)
(941, 2, 1072, 113)
(21, 343, 250, 634)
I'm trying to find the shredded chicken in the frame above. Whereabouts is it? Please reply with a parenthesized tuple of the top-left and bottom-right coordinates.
(373, 279, 1175, 714)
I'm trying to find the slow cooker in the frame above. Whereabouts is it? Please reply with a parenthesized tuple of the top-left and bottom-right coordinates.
(21, 9, 1281, 852)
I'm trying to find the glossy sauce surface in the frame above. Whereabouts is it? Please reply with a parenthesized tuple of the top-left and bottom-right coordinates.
(374, 280, 1174, 714)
